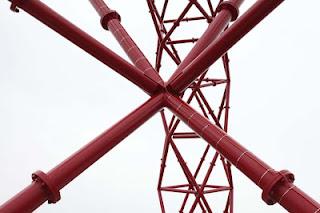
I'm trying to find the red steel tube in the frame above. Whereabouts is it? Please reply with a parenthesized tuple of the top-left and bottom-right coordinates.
(89, 0, 164, 86)
(165, 93, 320, 213)
(167, 0, 244, 86)
(0, 93, 165, 212)
(168, 0, 284, 93)
(11, 0, 163, 95)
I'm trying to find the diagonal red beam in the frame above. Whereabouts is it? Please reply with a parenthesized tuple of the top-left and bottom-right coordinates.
(9, 0, 163, 95)
(89, 0, 164, 85)
(0, 93, 165, 212)
(167, 0, 284, 93)
(165, 93, 320, 213)
(167, 0, 244, 86)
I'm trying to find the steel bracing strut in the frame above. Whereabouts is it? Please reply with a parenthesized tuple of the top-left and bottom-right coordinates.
(147, 0, 238, 211)
(1, 0, 320, 213)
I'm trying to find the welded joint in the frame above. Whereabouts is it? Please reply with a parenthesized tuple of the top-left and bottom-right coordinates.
(187, 112, 197, 125)
(112, 27, 123, 35)
(278, 185, 295, 204)
(165, 72, 185, 95)
(235, 150, 250, 167)
(176, 104, 183, 112)
(127, 45, 137, 53)
(144, 67, 163, 85)
(144, 67, 155, 73)
(100, 10, 121, 30)
(314, 208, 320, 213)
(135, 56, 147, 65)
(200, 124, 210, 137)
(217, 1, 239, 21)
(139, 71, 165, 93)
(258, 168, 274, 185)
(216, 134, 227, 148)
(119, 35, 132, 45)
(9, 0, 23, 12)
(261, 170, 295, 205)
(32, 170, 61, 204)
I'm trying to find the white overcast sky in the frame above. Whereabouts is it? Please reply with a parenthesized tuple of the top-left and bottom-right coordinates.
(0, 0, 320, 212)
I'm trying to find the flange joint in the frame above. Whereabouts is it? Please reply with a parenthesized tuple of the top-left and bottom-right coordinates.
(261, 170, 295, 205)
(100, 10, 121, 30)
(217, 1, 240, 21)
(32, 170, 61, 204)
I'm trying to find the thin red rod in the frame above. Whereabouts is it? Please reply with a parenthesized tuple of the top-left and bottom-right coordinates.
(159, 113, 208, 211)
(188, 152, 220, 212)
(166, 38, 198, 45)
(172, 132, 199, 139)
(224, 161, 234, 213)
(207, 0, 216, 16)
(167, 0, 244, 86)
(12, 0, 163, 95)
(160, 105, 211, 212)
(194, 92, 210, 119)
(160, 188, 196, 194)
(0, 94, 165, 212)
(203, 187, 231, 194)
(89, 0, 163, 85)
(192, 0, 212, 22)
(147, 0, 182, 69)
(169, 140, 210, 212)
(222, 54, 231, 131)
(165, 93, 320, 212)
(161, 2, 193, 47)
(179, 145, 211, 212)
(160, 0, 169, 20)
(168, 0, 284, 93)
(197, 89, 222, 128)
(164, 16, 206, 23)
(157, 111, 171, 212)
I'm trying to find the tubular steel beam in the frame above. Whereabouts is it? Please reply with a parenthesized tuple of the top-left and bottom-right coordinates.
(89, 0, 164, 85)
(3, 1, 320, 213)
(9, 0, 163, 95)
(0, 94, 165, 212)
(167, 0, 284, 93)
(165, 93, 320, 213)
(167, 0, 244, 83)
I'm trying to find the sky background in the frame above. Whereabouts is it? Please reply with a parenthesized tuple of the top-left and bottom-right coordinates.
(0, 0, 320, 212)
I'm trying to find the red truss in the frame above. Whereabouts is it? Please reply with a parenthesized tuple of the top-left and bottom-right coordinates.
(1, 0, 320, 213)
(147, 0, 234, 212)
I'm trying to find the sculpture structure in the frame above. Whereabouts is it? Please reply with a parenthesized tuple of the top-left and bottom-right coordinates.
(1, 0, 320, 212)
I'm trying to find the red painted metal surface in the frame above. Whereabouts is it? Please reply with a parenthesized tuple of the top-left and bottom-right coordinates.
(1, 0, 320, 212)
(10, 0, 163, 95)
(147, 1, 236, 211)
(89, 0, 164, 86)
(167, 0, 244, 86)
(0, 93, 164, 212)
(165, 93, 320, 212)
(168, 0, 285, 93)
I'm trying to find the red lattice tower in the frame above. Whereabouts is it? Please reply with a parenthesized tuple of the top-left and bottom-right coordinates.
(147, 1, 234, 212)
(1, 0, 320, 213)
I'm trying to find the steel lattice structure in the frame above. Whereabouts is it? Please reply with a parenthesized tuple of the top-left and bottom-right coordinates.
(147, 1, 234, 211)
(1, 0, 320, 212)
